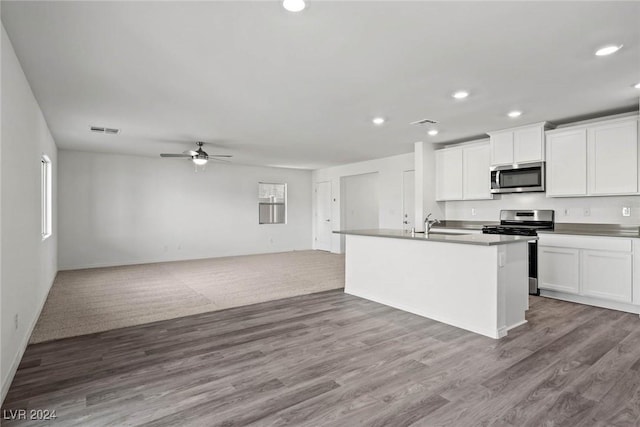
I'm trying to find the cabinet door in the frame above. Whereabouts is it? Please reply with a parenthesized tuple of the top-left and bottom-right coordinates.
(546, 129, 587, 197)
(435, 148, 463, 201)
(582, 250, 632, 302)
(538, 246, 580, 294)
(588, 119, 638, 195)
(514, 126, 544, 163)
(490, 132, 514, 165)
(463, 143, 492, 200)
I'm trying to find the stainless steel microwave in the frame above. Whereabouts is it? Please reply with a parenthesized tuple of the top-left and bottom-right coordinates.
(490, 162, 545, 194)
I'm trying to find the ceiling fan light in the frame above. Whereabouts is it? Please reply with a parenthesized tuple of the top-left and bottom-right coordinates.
(192, 157, 208, 166)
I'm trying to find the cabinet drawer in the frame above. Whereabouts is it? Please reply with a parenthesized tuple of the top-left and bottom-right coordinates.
(538, 234, 632, 252)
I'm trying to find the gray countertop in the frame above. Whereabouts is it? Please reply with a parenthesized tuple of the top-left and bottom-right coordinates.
(431, 220, 640, 238)
(333, 229, 534, 246)
(538, 223, 640, 238)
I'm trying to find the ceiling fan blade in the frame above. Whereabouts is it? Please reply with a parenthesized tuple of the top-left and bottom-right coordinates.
(209, 157, 231, 163)
(209, 154, 233, 158)
(182, 150, 198, 156)
(160, 153, 192, 158)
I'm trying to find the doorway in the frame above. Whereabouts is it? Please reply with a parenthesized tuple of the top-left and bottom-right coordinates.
(315, 181, 332, 251)
(402, 170, 415, 231)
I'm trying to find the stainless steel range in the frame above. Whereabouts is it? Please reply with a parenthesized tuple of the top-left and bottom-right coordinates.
(482, 210, 555, 295)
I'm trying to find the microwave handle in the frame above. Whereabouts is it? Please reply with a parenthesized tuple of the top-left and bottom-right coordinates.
(495, 170, 500, 187)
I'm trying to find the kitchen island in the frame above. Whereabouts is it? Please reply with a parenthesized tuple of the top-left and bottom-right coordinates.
(335, 229, 533, 339)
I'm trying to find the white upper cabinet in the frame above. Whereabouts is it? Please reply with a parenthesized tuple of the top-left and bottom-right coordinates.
(546, 116, 639, 197)
(546, 128, 587, 197)
(514, 126, 544, 163)
(490, 132, 514, 166)
(463, 143, 492, 200)
(488, 122, 550, 166)
(435, 148, 463, 201)
(588, 119, 638, 195)
(436, 140, 492, 201)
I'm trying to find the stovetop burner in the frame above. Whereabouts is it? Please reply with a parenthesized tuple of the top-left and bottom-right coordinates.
(482, 209, 555, 236)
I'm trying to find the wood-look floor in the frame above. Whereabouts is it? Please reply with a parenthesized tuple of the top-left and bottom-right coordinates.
(3, 289, 640, 426)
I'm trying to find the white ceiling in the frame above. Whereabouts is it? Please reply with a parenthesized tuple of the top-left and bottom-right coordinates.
(2, 1, 639, 169)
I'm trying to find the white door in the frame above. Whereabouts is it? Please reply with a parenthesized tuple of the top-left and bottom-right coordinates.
(402, 170, 415, 231)
(315, 181, 332, 251)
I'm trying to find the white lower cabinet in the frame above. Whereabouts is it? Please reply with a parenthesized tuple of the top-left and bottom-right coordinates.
(581, 250, 632, 302)
(539, 246, 580, 294)
(538, 234, 637, 310)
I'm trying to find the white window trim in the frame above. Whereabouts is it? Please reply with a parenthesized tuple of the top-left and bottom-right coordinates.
(258, 182, 288, 225)
(41, 154, 52, 240)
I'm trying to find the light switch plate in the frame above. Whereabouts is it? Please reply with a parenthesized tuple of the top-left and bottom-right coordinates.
(622, 207, 631, 217)
(471, 208, 477, 216)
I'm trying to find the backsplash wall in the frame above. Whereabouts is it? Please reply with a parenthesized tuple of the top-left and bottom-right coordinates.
(444, 193, 640, 225)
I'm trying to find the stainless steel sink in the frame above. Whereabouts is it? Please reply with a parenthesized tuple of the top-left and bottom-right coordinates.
(427, 231, 471, 236)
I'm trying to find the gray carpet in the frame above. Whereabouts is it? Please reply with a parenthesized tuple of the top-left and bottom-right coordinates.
(31, 250, 345, 343)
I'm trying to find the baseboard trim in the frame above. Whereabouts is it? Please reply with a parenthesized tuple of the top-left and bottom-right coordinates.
(58, 248, 316, 271)
(539, 290, 640, 314)
(1, 272, 56, 405)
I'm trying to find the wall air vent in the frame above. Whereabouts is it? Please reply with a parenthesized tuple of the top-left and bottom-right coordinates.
(90, 126, 120, 134)
(410, 118, 438, 126)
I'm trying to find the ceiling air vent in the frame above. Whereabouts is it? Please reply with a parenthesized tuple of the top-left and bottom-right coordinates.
(90, 126, 120, 134)
(410, 118, 438, 126)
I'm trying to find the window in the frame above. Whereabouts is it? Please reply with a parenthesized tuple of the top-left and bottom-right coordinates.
(41, 155, 52, 240)
(258, 182, 286, 224)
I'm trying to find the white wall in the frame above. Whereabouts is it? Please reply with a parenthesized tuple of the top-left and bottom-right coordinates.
(445, 193, 640, 225)
(341, 172, 380, 230)
(312, 152, 414, 253)
(415, 141, 445, 231)
(1, 25, 58, 402)
(58, 151, 313, 269)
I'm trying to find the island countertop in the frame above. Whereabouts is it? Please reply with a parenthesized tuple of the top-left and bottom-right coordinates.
(334, 229, 535, 246)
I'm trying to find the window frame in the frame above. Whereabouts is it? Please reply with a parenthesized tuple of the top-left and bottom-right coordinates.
(41, 154, 52, 240)
(258, 182, 287, 225)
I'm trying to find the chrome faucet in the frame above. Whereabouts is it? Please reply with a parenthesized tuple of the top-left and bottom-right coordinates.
(424, 213, 441, 237)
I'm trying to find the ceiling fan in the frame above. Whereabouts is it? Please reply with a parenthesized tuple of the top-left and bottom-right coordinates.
(160, 142, 232, 166)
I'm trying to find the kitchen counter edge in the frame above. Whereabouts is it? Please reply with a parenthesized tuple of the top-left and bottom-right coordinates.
(334, 229, 534, 246)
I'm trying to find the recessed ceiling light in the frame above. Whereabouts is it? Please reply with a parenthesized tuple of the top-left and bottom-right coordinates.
(372, 117, 385, 125)
(428, 129, 439, 136)
(90, 126, 120, 134)
(634, 82, 640, 89)
(283, 0, 305, 12)
(507, 111, 522, 118)
(452, 91, 469, 99)
(595, 44, 622, 56)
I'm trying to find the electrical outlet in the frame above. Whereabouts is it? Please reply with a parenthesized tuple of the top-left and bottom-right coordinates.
(622, 207, 631, 217)
(471, 208, 477, 216)
(563, 208, 569, 216)
(14, 314, 19, 330)
(583, 208, 591, 217)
